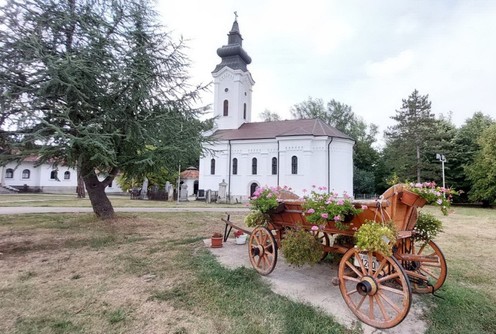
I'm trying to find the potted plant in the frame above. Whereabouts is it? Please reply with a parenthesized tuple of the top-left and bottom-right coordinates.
(249, 186, 285, 214)
(302, 187, 363, 230)
(413, 211, 443, 242)
(234, 230, 247, 245)
(355, 220, 397, 256)
(281, 226, 323, 266)
(403, 182, 457, 215)
(210, 232, 223, 248)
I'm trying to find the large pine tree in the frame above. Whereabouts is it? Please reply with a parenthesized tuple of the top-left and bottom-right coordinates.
(0, 0, 212, 218)
(384, 90, 440, 183)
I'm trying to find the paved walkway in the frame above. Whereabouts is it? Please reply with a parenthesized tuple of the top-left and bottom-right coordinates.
(0, 207, 249, 215)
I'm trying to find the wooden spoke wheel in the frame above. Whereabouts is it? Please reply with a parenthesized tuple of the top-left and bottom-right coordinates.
(248, 226, 278, 275)
(338, 248, 412, 329)
(396, 239, 447, 294)
(310, 230, 330, 261)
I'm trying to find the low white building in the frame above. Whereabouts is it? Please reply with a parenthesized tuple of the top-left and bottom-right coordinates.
(1, 158, 123, 194)
(198, 18, 354, 201)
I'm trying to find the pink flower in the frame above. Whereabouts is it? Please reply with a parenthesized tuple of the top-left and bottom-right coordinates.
(321, 213, 329, 219)
(311, 225, 319, 231)
(303, 189, 307, 193)
(322, 186, 327, 190)
(361, 205, 368, 210)
(307, 208, 315, 214)
(436, 199, 443, 205)
(334, 215, 341, 221)
(337, 200, 344, 205)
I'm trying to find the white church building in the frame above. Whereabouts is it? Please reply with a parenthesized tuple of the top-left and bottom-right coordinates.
(200, 18, 355, 201)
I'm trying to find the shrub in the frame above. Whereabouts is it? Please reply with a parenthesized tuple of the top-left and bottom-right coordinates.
(414, 211, 443, 242)
(281, 228, 322, 266)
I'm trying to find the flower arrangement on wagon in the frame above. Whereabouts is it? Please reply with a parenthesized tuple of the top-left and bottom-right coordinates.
(244, 186, 286, 227)
(302, 187, 363, 230)
(355, 220, 397, 256)
(404, 182, 457, 215)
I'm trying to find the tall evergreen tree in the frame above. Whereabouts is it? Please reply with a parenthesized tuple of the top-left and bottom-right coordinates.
(0, 0, 212, 218)
(384, 90, 439, 183)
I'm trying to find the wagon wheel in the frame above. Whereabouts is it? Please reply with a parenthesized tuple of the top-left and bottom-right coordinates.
(248, 226, 278, 275)
(397, 239, 447, 294)
(310, 230, 330, 261)
(338, 248, 412, 329)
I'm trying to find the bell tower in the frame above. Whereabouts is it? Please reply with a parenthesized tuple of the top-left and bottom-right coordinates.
(212, 14, 255, 130)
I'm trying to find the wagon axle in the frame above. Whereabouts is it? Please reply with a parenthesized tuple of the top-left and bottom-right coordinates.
(356, 276, 378, 296)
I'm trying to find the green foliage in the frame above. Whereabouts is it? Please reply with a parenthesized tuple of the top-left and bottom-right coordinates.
(414, 211, 443, 242)
(355, 221, 396, 256)
(302, 188, 362, 228)
(466, 123, 496, 205)
(383, 90, 447, 183)
(259, 109, 281, 122)
(448, 112, 495, 202)
(244, 210, 268, 227)
(281, 228, 323, 266)
(0, 0, 213, 217)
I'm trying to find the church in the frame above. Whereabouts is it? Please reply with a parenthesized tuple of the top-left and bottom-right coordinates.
(198, 18, 354, 202)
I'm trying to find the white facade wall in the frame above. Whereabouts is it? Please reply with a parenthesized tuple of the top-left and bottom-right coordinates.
(212, 67, 254, 130)
(1, 161, 124, 194)
(198, 136, 354, 201)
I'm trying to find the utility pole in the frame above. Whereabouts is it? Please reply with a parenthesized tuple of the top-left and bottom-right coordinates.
(436, 153, 446, 189)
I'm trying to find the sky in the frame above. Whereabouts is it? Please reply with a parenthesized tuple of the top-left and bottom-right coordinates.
(157, 0, 496, 136)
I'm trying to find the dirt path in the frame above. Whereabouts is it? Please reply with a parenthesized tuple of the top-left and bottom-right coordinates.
(207, 238, 428, 334)
(0, 207, 248, 214)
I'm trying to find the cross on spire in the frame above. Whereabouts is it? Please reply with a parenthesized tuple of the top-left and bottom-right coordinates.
(234, 11, 238, 21)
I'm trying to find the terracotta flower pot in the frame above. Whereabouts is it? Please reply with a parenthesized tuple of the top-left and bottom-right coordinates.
(210, 235, 223, 248)
(400, 190, 427, 208)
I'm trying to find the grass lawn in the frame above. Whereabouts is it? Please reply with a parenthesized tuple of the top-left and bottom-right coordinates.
(0, 204, 494, 333)
(0, 193, 245, 208)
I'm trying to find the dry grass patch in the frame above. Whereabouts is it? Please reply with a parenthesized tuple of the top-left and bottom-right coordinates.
(0, 212, 236, 334)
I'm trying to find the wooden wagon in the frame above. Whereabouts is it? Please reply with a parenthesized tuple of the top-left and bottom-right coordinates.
(223, 184, 447, 329)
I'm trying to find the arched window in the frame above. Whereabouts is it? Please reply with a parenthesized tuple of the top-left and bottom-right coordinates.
(251, 158, 257, 175)
(271, 157, 277, 175)
(223, 100, 229, 116)
(291, 156, 298, 175)
(5, 168, 14, 178)
(250, 183, 258, 197)
(22, 169, 30, 179)
(243, 103, 247, 119)
(210, 159, 216, 175)
(50, 170, 58, 180)
(64, 171, 71, 180)
(232, 158, 238, 175)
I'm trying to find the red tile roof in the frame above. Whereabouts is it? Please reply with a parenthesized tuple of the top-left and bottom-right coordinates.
(213, 119, 353, 141)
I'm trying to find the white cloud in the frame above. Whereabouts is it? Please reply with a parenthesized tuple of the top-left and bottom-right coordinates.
(365, 50, 414, 78)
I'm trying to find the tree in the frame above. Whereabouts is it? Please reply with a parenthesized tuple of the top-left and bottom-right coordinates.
(384, 90, 439, 183)
(259, 109, 281, 122)
(0, 0, 212, 219)
(466, 123, 496, 206)
(448, 112, 494, 201)
(289, 97, 326, 120)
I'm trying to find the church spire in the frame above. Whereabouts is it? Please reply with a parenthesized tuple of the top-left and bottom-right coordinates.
(212, 13, 252, 73)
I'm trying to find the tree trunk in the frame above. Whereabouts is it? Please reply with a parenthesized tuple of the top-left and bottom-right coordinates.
(81, 164, 116, 219)
(416, 143, 421, 183)
(76, 169, 86, 198)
